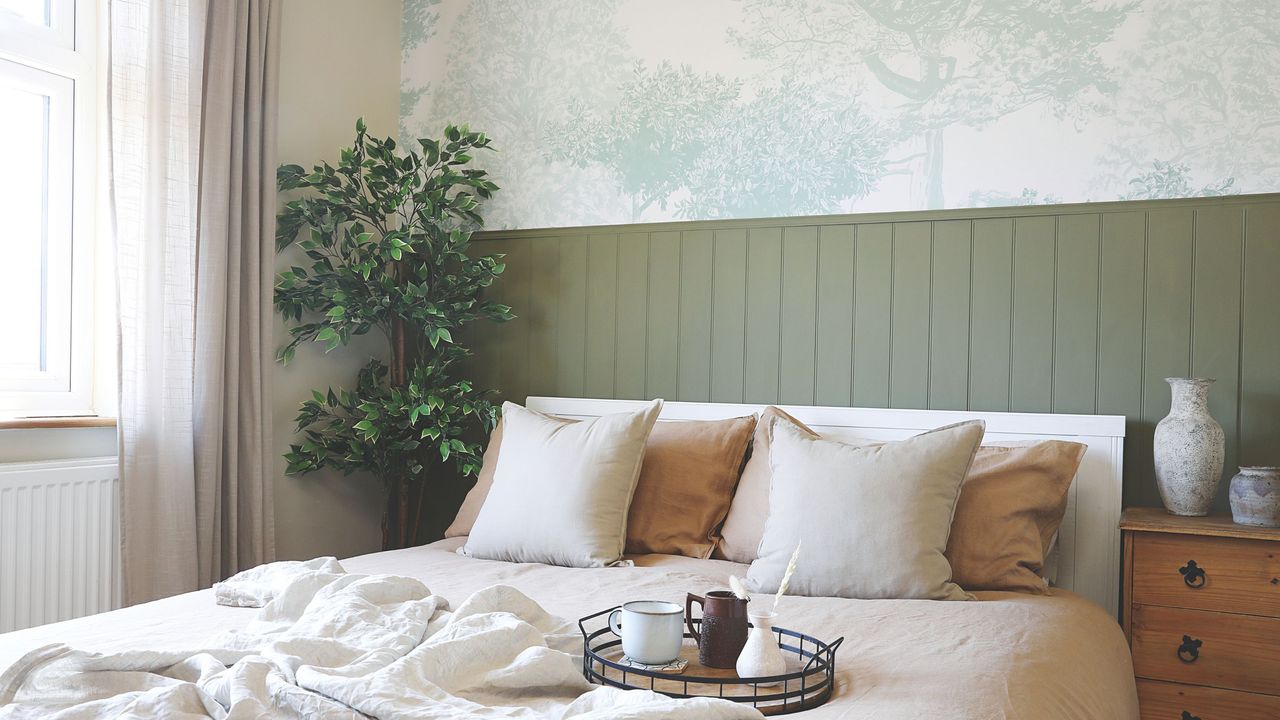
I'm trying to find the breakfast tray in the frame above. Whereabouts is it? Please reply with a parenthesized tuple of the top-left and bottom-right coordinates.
(578, 607, 843, 716)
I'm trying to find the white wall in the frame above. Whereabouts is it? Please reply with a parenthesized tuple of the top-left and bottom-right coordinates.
(273, 0, 403, 560)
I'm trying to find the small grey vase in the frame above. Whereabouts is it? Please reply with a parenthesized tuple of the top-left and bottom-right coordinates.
(1153, 378, 1225, 516)
(1229, 467, 1280, 527)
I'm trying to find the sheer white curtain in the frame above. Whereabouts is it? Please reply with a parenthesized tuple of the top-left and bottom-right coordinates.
(109, 0, 279, 604)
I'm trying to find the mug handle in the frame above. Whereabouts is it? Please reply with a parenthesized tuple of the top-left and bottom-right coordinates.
(685, 593, 703, 644)
(608, 608, 623, 637)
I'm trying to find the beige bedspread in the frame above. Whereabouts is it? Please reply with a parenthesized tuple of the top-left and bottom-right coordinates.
(0, 538, 1138, 719)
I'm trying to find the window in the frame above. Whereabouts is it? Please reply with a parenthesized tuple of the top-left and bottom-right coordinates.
(0, 0, 100, 415)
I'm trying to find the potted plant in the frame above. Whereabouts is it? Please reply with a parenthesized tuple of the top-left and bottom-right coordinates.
(274, 119, 511, 549)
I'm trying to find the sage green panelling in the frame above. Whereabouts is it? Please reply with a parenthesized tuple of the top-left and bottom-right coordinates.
(814, 226, 855, 406)
(614, 232, 649, 400)
(890, 223, 931, 409)
(1139, 209, 1195, 507)
(678, 230, 714, 401)
(1011, 217, 1056, 413)
(1241, 204, 1280, 469)
(852, 225, 892, 408)
(585, 234, 618, 397)
(474, 195, 1280, 511)
(709, 229, 747, 403)
(967, 219, 1013, 411)
(744, 228, 782, 404)
(1053, 214, 1101, 415)
(780, 228, 818, 405)
(645, 232, 680, 399)
(929, 220, 972, 411)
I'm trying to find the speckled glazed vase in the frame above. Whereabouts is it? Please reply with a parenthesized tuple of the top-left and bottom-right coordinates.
(1154, 378, 1225, 516)
(1229, 467, 1280, 528)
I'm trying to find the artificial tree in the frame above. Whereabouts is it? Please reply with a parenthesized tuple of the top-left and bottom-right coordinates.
(274, 119, 511, 550)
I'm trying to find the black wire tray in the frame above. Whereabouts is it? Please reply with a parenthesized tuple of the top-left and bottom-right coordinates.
(578, 607, 843, 716)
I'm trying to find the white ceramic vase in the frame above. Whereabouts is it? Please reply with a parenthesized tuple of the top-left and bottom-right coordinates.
(1153, 377, 1225, 516)
(736, 610, 786, 683)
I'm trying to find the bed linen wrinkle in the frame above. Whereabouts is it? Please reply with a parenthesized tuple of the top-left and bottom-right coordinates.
(0, 538, 1138, 719)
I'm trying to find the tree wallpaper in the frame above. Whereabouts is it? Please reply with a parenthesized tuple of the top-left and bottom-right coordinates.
(400, 0, 1279, 230)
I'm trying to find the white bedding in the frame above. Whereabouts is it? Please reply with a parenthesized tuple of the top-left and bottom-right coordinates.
(0, 538, 1139, 719)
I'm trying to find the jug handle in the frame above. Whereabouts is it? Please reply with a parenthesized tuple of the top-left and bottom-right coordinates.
(685, 593, 703, 644)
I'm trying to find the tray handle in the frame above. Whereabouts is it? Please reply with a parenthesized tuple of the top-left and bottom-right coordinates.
(578, 606, 619, 639)
(801, 636, 844, 673)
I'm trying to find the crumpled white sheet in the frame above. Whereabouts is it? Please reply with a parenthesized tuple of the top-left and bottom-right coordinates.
(0, 563, 761, 719)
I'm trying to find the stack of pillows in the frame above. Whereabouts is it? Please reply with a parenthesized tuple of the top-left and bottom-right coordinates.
(447, 400, 1087, 601)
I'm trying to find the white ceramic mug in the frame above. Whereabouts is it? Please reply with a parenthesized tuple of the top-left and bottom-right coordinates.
(607, 600, 684, 664)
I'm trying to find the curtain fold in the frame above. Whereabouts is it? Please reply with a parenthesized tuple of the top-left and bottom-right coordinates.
(111, 0, 279, 605)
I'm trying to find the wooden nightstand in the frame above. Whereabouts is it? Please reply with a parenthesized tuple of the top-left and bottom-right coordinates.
(1121, 508, 1280, 720)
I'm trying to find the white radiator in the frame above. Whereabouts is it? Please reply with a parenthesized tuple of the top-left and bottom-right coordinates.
(0, 457, 120, 633)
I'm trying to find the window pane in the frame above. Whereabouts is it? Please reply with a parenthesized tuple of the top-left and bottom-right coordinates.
(0, 0, 49, 26)
(0, 78, 50, 375)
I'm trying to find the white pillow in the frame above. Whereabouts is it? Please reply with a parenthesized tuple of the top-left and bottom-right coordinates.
(462, 399, 662, 568)
(747, 418, 984, 600)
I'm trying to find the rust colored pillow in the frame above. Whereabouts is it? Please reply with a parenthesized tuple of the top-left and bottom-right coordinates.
(624, 415, 756, 558)
(945, 441, 1087, 594)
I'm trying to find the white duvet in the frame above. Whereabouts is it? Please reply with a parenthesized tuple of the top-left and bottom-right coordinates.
(0, 560, 760, 719)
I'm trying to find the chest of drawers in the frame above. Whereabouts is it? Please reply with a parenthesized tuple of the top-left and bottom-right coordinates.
(1121, 508, 1280, 720)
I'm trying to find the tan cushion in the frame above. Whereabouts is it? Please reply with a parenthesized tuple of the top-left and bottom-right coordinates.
(715, 407, 816, 563)
(624, 415, 756, 559)
(747, 418, 984, 600)
(462, 399, 661, 568)
(945, 441, 1086, 593)
(444, 417, 504, 538)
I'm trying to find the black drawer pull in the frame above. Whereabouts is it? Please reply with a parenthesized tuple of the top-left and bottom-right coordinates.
(1177, 635, 1202, 663)
(1179, 560, 1206, 588)
(1181, 712, 1200, 720)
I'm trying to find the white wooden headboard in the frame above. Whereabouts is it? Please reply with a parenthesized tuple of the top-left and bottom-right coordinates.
(526, 396, 1127, 618)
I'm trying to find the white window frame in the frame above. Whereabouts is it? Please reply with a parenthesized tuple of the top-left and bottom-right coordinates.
(0, 0, 99, 416)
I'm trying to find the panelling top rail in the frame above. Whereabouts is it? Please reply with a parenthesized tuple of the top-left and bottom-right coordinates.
(526, 397, 1126, 619)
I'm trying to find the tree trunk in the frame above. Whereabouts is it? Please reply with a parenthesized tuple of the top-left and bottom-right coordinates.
(386, 258, 412, 550)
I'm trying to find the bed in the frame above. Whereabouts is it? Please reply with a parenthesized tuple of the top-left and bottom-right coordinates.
(0, 399, 1140, 718)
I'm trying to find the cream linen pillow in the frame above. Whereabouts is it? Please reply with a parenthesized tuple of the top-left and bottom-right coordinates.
(462, 399, 662, 567)
(715, 407, 814, 563)
(444, 417, 504, 538)
(746, 418, 984, 600)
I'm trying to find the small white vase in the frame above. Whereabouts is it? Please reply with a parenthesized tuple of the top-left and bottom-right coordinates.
(1154, 378, 1225, 516)
(736, 610, 787, 683)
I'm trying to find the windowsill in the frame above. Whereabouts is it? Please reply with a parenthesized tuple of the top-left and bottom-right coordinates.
(0, 416, 117, 430)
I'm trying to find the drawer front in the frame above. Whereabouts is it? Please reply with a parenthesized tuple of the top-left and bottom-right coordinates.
(1138, 679, 1280, 720)
(1132, 533, 1280, 617)
(1131, 604, 1280, 694)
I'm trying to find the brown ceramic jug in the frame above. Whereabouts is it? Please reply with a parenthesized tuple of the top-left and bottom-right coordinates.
(685, 590, 749, 668)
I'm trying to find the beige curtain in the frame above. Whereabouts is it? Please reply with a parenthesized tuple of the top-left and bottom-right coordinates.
(111, 0, 280, 605)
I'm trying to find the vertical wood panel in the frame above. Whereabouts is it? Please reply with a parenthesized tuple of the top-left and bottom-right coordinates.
(814, 225, 855, 406)
(1141, 208, 1195, 508)
(1241, 204, 1280, 469)
(1192, 207, 1244, 510)
(1054, 214, 1101, 414)
(1097, 212, 1147, 506)
(890, 222, 931, 408)
(614, 232, 649, 399)
(1011, 216, 1056, 412)
(780, 227, 818, 405)
(744, 227, 782, 404)
(584, 234, 618, 398)
(646, 231, 681, 399)
(852, 224, 892, 407)
(471, 239, 506, 399)
(526, 237, 560, 396)
(929, 220, 971, 410)
(710, 229, 748, 403)
(968, 218, 1013, 411)
(678, 230, 714, 401)
(556, 236, 588, 396)
(495, 238, 531, 405)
